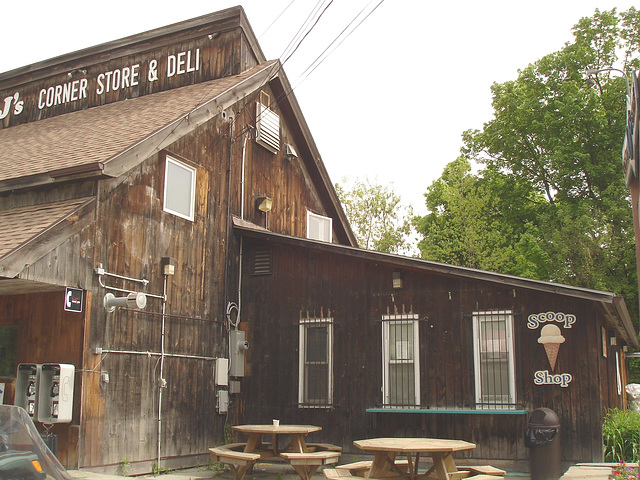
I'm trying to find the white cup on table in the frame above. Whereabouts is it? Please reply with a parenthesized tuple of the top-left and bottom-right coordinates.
(273, 419, 280, 426)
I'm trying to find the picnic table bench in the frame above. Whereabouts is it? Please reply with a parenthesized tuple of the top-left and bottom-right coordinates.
(280, 451, 342, 480)
(209, 445, 260, 480)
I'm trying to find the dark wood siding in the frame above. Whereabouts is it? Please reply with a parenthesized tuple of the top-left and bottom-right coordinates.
(239, 238, 626, 464)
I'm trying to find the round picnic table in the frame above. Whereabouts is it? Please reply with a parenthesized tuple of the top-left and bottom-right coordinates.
(233, 424, 322, 457)
(353, 437, 476, 480)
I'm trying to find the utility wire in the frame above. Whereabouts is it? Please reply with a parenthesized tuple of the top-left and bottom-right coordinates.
(282, 0, 335, 67)
(292, 0, 387, 89)
(257, 0, 297, 40)
(279, 0, 329, 62)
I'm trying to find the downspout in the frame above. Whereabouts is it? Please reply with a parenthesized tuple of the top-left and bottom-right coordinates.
(157, 274, 168, 468)
(236, 133, 249, 328)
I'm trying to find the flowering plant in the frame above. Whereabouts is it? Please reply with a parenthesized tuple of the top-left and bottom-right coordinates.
(611, 461, 639, 480)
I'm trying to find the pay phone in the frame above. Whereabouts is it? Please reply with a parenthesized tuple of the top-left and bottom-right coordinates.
(37, 363, 75, 424)
(15, 363, 40, 418)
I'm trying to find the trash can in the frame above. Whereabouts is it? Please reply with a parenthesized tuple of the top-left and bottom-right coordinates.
(525, 407, 562, 480)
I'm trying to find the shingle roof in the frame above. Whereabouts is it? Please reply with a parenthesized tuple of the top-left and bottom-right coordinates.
(0, 197, 92, 258)
(0, 61, 278, 184)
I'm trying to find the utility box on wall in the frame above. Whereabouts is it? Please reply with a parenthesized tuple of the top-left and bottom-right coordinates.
(216, 390, 229, 414)
(37, 364, 75, 423)
(15, 363, 40, 418)
(229, 330, 248, 377)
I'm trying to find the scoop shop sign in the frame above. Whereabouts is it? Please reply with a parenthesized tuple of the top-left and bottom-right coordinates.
(528, 311, 574, 388)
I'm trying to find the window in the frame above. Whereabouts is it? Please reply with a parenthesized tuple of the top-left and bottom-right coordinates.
(163, 156, 196, 221)
(307, 211, 332, 242)
(472, 310, 516, 409)
(298, 318, 333, 407)
(382, 314, 420, 407)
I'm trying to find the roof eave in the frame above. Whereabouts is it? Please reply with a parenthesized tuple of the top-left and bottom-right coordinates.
(0, 163, 105, 193)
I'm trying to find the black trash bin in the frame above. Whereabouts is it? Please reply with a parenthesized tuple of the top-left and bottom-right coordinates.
(525, 408, 562, 480)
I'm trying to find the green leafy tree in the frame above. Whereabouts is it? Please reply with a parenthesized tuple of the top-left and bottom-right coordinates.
(336, 177, 415, 255)
(416, 7, 640, 329)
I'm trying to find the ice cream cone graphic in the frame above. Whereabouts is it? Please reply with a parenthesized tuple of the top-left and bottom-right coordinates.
(538, 324, 565, 371)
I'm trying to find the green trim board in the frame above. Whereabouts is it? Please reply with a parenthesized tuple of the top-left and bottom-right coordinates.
(365, 408, 529, 415)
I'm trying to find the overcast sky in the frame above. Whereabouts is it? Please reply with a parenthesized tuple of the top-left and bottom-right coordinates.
(1, 1, 636, 214)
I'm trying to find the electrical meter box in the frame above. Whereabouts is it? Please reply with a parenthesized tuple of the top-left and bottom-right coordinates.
(15, 364, 40, 418)
(37, 363, 75, 423)
(229, 330, 248, 377)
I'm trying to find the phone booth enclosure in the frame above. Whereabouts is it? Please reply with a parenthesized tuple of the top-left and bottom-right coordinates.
(15, 363, 40, 418)
(37, 363, 75, 424)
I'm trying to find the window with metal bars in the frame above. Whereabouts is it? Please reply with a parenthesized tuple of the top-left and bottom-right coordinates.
(381, 314, 420, 408)
(472, 310, 516, 409)
(298, 318, 333, 408)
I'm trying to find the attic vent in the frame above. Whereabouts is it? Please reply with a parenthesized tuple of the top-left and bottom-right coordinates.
(253, 248, 272, 275)
(260, 90, 271, 108)
(256, 95, 280, 154)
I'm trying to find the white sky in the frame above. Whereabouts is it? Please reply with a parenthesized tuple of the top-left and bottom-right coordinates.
(0, 1, 636, 215)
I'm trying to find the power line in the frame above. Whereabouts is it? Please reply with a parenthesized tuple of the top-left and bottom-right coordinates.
(281, 0, 335, 67)
(292, 0, 387, 89)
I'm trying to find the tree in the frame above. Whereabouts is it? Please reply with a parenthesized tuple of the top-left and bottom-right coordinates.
(415, 8, 640, 327)
(335, 177, 416, 255)
(414, 157, 552, 278)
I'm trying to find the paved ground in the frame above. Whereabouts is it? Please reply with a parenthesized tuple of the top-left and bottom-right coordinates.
(65, 457, 638, 480)
(65, 460, 621, 480)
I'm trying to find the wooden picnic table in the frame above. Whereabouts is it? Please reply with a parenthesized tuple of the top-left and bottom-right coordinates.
(227, 424, 341, 480)
(352, 437, 476, 480)
(232, 424, 322, 457)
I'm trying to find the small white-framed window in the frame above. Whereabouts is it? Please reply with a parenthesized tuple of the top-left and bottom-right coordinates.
(298, 318, 333, 408)
(163, 155, 196, 221)
(382, 314, 420, 407)
(472, 310, 516, 409)
(307, 211, 332, 242)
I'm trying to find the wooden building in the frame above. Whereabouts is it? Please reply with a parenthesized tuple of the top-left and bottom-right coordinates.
(0, 6, 636, 475)
(236, 227, 638, 468)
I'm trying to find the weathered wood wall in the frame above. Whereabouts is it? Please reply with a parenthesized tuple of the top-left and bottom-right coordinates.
(239, 238, 628, 464)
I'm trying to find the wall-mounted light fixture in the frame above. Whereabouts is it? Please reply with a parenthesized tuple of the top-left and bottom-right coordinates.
(392, 271, 403, 289)
(103, 292, 147, 312)
(161, 257, 176, 276)
(610, 333, 617, 346)
(284, 144, 298, 160)
(256, 196, 273, 213)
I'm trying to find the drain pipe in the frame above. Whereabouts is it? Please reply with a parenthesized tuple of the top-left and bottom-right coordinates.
(156, 273, 168, 468)
(236, 133, 249, 328)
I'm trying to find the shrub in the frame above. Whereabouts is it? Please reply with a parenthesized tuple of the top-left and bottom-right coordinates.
(603, 408, 640, 463)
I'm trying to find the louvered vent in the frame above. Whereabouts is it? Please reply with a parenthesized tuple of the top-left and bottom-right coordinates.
(256, 101, 280, 154)
(253, 248, 272, 275)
